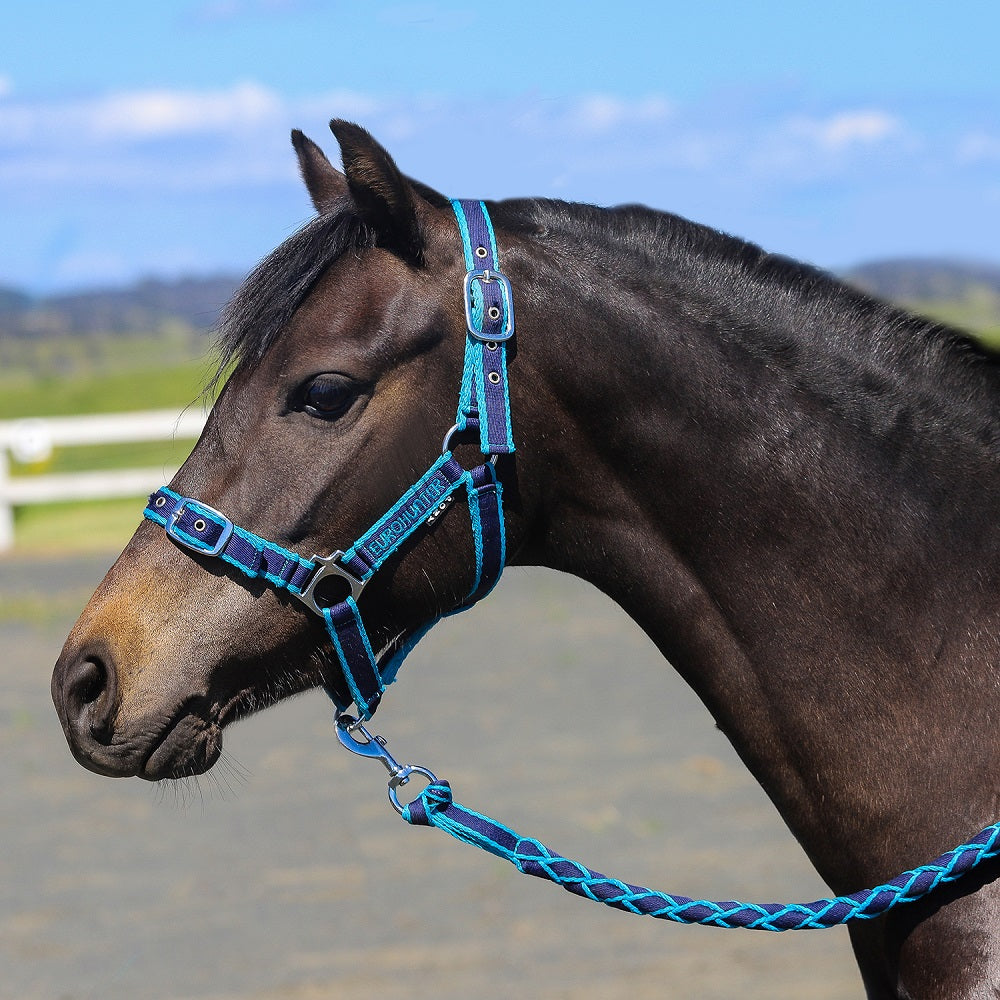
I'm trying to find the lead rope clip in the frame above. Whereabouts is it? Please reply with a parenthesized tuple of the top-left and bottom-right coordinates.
(334, 712, 437, 815)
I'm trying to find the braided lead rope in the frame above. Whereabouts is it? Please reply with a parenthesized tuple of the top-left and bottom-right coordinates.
(400, 779, 1000, 930)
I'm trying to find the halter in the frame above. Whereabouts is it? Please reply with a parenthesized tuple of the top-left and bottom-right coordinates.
(144, 199, 514, 721)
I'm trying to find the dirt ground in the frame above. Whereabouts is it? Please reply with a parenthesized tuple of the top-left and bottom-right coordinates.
(1, 551, 864, 999)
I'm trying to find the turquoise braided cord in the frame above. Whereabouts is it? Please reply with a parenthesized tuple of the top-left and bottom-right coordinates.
(403, 781, 1000, 930)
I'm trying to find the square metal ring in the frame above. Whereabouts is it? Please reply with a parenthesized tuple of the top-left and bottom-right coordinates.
(295, 551, 367, 617)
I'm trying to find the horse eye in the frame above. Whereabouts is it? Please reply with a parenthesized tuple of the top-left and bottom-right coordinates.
(301, 375, 355, 419)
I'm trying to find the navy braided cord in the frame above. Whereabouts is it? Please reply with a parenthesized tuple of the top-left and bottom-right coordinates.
(401, 780, 1000, 930)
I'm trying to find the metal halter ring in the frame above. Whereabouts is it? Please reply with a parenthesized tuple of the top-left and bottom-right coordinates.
(441, 422, 464, 453)
(441, 422, 499, 466)
(295, 552, 367, 617)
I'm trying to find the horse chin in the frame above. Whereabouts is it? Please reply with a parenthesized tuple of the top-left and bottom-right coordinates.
(140, 712, 223, 781)
(138, 674, 301, 781)
(61, 706, 224, 781)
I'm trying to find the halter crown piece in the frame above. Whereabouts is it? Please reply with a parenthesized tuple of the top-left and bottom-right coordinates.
(143, 199, 1000, 931)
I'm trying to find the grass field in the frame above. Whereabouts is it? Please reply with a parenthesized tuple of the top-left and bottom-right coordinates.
(0, 334, 213, 420)
(12, 497, 151, 554)
(2, 333, 214, 556)
(912, 299, 1000, 350)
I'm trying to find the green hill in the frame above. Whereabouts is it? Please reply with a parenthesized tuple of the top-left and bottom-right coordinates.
(844, 259, 1000, 345)
(0, 275, 239, 339)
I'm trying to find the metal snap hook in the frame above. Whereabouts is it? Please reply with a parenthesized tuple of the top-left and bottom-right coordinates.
(335, 713, 437, 815)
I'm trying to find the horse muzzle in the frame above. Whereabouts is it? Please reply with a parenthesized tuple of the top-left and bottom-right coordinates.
(52, 635, 224, 780)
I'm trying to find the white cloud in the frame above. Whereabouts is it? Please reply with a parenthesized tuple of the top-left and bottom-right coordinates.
(0, 84, 984, 224)
(514, 93, 674, 138)
(570, 94, 674, 134)
(0, 82, 395, 201)
(787, 109, 903, 152)
(89, 81, 283, 139)
(0, 82, 391, 150)
(4, 81, 999, 292)
(957, 131, 1000, 164)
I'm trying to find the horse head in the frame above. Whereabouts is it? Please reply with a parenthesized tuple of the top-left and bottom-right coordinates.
(51, 122, 542, 780)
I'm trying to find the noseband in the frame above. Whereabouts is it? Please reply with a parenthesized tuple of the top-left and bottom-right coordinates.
(144, 199, 515, 720)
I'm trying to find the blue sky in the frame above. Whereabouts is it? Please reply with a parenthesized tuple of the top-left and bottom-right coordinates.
(2, 0, 998, 292)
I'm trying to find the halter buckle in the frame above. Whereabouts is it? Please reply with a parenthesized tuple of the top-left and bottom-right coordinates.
(165, 498, 234, 557)
(295, 551, 366, 617)
(464, 268, 514, 342)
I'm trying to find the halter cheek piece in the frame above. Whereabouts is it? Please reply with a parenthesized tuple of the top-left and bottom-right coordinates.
(144, 199, 514, 721)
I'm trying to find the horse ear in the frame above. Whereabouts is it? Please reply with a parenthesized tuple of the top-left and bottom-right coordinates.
(291, 129, 349, 214)
(328, 119, 424, 266)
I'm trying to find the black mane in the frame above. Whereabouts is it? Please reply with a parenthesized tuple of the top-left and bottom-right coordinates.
(495, 197, 1000, 446)
(497, 196, 990, 369)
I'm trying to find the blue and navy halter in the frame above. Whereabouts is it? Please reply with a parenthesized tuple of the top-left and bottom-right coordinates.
(144, 200, 514, 720)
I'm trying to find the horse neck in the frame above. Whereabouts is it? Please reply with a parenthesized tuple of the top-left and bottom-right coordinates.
(511, 223, 1000, 887)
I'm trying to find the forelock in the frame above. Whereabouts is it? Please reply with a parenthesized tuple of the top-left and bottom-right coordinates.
(210, 202, 375, 389)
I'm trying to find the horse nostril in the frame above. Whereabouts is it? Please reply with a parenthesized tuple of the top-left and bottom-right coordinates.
(75, 659, 106, 705)
(65, 656, 116, 746)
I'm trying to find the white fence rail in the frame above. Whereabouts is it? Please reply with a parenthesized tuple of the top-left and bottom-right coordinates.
(0, 409, 207, 551)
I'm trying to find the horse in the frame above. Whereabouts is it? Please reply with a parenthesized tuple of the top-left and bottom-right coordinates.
(51, 120, 1000, 998)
